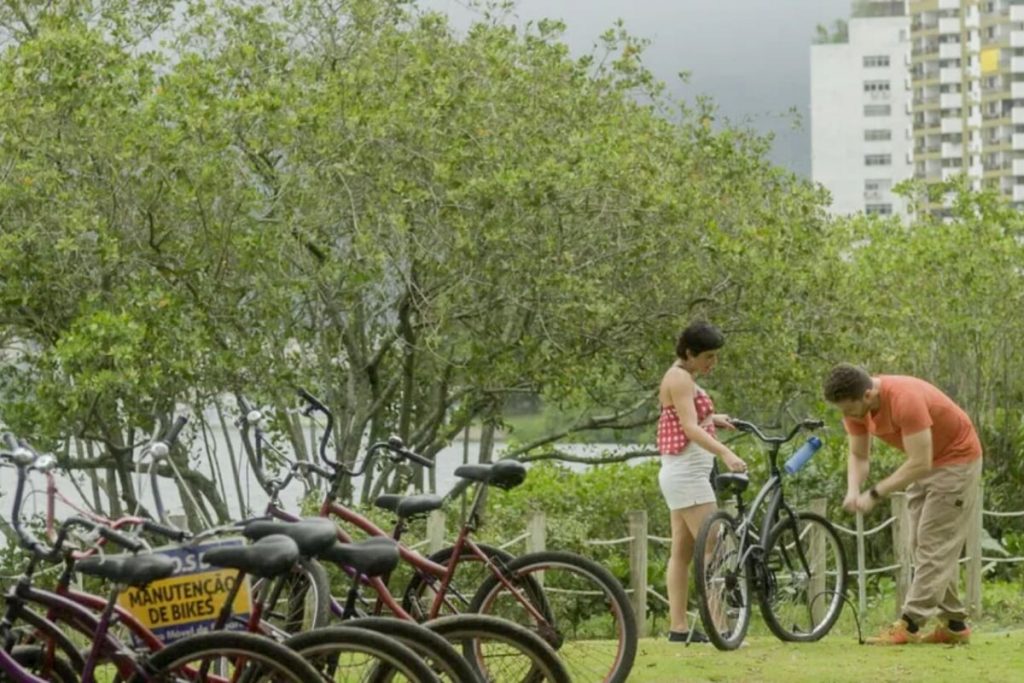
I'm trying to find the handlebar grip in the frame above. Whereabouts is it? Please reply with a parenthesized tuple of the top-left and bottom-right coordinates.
(297, 388, 327, 411)
(163, 416, 188, 445)
(98, 526, 146, 553)
(142, 519, 191, 543)
(238, 395, 253, 413)
(386, 435, 433, 468)
(803, 418, 825, 429)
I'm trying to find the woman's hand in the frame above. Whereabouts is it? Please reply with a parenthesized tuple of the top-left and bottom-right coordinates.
(710, 414, 736, 430)
(721, 449, 747, 473)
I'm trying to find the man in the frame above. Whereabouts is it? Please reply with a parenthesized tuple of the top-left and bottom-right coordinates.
(823, 363, 983, 645)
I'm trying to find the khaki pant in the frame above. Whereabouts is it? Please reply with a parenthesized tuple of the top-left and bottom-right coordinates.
(902, 457, 983, 624)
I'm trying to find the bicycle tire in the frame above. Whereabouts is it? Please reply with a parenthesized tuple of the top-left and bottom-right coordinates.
(694, 510, 752, 651)
(284, 625, 440, 683)
(345, 616, 481, 683)
(760, 511, 848, 642)
(467, 550, 637, 683)
(126, 630, 322, 682)
(253, 556, 333, 636)
(1, 645, 77, 683)
(424, 614, 570, 683)
(402, 543, 520, 619)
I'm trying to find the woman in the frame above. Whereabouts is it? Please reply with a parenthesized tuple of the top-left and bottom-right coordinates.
(657, 320, 746, 643)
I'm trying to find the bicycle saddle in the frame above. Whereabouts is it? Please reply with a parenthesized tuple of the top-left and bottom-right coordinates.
(715, 472, 750, 496)
(319, 537, 400, 577)
(373, 493, 445, 518)
(76, 553, 176, 587)
(203, 534, 299, 578)
(453, 459, 527, 490)
(242, 517, 338, 557)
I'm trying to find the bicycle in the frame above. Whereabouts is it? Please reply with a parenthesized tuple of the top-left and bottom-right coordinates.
(3, 431, 444, 683)
(693, 418, 848, 651)
(0, 436, 324, 683)
(234, 390, 623, 682)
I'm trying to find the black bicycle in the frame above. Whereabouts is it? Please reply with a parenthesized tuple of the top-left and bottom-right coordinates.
(693, 418, 848, 650)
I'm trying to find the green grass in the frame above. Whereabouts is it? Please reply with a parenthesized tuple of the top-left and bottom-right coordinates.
(629, 630, 1024, 682)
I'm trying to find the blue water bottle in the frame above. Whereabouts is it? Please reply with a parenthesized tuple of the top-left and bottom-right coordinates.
(784, 436, 822, 475)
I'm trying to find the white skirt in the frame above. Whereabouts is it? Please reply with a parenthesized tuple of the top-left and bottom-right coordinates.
(659, 442, 717, 510)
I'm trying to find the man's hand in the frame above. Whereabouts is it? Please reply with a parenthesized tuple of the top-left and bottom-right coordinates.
(842, 489, 860, 513)
(854, 490, 877, 514)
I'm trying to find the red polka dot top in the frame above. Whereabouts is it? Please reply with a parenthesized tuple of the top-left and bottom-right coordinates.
(657, 387, 716, 455)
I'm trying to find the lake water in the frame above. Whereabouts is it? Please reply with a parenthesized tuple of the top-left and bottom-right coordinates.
(1, 409, 651, 531)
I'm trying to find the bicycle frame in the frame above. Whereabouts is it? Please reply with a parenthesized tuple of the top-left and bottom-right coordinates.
(725, 419, 824, 584)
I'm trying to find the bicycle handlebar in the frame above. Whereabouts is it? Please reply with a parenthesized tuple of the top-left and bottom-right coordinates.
(730, 418, 823, 445)
(296, 387, 433, 472)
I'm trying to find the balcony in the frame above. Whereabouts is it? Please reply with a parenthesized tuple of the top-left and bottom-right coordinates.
(939, 42, 961, 59)
(1012, 56, 1024, 72)
(940, 67, 961, 84)
(940, 92, 961, 108)
(941, 117, 962, 133)
(1014, 82, 1024, 99)
(1013, 159, 1024, 176)
(1013, 108, 1024, 124)
(1013, 133, 1024, 149)
(1013, 30, 1024, 48)
(942, 142, 964, 157)
(938, 17, 960, 34)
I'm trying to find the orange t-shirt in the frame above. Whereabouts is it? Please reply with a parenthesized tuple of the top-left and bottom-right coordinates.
(843, 375, 982, 467)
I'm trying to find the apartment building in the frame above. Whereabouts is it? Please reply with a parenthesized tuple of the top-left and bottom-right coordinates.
(908, 0, 984, 212)
(811, 2, 914, 218)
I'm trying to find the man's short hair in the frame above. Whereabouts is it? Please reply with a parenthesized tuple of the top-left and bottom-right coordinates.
(823, 363, 873, 403)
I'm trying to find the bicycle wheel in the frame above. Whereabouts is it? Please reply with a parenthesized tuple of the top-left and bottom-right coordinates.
(425, 614, 570, 683)
(345, 616, 481, 683)
(402, 543, 519, 619)
(126, 630, 322, 682)
(1, 645, 77, 683)
(284, 625, 439, 682)
(694, 510, 751, 651)
(467, 550, 637, 683)
(253, 556, 333, 635)
(760, 511, 848, 642)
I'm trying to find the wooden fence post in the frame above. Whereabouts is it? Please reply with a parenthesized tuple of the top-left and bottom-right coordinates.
(890, 492, 912, 618)
(427, 510, 447, 554)
(628, 510, 649, 638)
(965, 476, 983, 619)
(526, 510, 547, 555)
(855, 511, 867, 618)
(809, 498, 827, 623)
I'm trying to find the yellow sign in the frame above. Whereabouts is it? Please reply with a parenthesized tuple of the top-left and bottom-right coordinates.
(117, 539, 252, 643)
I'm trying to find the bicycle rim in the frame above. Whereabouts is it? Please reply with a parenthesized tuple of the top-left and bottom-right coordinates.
(695, 511, 751, 651)
(129, 631, 321, 683)
(760, 511, 847, 641)
(468, 551, 636, 683)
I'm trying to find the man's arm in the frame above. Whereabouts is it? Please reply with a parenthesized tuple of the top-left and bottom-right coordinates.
(875, 428, 932, 496)
(843, 432, 871, 512)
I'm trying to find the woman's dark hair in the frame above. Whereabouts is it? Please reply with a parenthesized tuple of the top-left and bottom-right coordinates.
(675, 320, 725, 360)
(823, 363, 873, 402)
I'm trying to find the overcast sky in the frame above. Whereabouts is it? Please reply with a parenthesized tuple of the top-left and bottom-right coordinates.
(422, 0, 853, 177)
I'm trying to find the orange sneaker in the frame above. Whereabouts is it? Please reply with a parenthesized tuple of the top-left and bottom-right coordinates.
(865, 620, 922, 645)
(921, 624, 971, 645)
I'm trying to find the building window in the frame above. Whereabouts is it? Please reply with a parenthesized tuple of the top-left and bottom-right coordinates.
(864, 104, 892, 116)
(864, 129, 893, 141)
(863, 55, 890, 68)
(865, 154, 892, 166)
(866, 204, 893, 215)
(864, 80, 891, 92)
